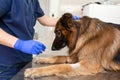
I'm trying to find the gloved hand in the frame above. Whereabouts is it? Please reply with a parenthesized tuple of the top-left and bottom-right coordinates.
(73, 15, 80, 20)
(14, 39, 46, 55)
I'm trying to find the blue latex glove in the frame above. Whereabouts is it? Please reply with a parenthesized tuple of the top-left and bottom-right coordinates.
(73, 15, 80, 20)
(14, 39, 46, 55)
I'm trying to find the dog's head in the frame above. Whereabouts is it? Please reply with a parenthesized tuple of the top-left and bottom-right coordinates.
(51, 13, 78, 51)
(51, 13, 91, 51)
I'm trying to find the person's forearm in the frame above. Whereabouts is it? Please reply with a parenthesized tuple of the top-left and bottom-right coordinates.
(0, 28, 18, 48)
(37, 15, 59, 27)
(0, 28, 46, 54)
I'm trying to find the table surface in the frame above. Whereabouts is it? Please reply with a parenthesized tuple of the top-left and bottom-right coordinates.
(12, 59, 120, 80)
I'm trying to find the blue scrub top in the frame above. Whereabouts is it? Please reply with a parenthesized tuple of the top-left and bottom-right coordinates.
(0, 0, 44, 65)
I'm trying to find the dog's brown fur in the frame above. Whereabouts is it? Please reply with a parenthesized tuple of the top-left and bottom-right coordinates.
(24, 13, 120, 78)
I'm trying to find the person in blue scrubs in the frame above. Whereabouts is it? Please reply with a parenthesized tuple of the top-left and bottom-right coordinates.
(0, 0, 80, 80)
(0, 0, 59, 80)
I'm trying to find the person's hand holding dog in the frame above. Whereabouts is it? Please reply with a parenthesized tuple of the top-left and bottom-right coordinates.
(14, 39, 46, 55)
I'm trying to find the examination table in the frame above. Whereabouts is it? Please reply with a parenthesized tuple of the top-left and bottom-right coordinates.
(11, 57, 120, 80)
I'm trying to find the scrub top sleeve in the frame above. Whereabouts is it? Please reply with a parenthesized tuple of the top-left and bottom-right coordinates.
(0, 0, 11, 17)
(35, 0, 45, 18)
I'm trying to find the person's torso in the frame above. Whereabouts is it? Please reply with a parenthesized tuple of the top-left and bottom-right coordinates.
(0, 0, 44, 65)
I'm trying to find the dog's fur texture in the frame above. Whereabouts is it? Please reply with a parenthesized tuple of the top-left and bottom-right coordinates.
(24, 13, 120, 78)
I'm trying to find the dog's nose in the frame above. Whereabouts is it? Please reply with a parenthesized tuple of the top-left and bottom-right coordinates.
(51, 46, 56, 51)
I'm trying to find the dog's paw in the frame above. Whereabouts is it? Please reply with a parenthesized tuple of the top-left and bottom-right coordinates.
(24, 68, 35, 78)
(24, 68, 43, 79)
(34, 57, 49, 64)
(24, 67, 55, 79)
(34, 57, 55, 64)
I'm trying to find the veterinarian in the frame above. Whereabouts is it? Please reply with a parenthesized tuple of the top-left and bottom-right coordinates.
(0, 0, 80, 80)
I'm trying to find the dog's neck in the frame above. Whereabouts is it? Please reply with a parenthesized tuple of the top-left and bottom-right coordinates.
(69, 21, 80, 53)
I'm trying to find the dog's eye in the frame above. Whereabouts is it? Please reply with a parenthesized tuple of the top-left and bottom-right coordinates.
(55, 30, 61, 37)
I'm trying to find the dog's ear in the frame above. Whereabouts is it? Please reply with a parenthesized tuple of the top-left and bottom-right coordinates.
(60, 13, 74, 31)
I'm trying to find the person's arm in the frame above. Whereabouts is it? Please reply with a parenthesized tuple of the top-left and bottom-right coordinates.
(0, 28, 18, 48)
(37, 15, 59, 27)
(0, 28, 46, 54)
(37, 14, 80, 27)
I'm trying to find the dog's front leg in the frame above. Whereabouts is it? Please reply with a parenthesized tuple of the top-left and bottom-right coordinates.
(35, 56, 69, 64)
(25, 60, 103, 79)
(35, 53, 78, 64)
(24, 63, 74, 78)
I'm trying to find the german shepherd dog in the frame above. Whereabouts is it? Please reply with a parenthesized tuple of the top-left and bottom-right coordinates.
(25, 13, 120, 78)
